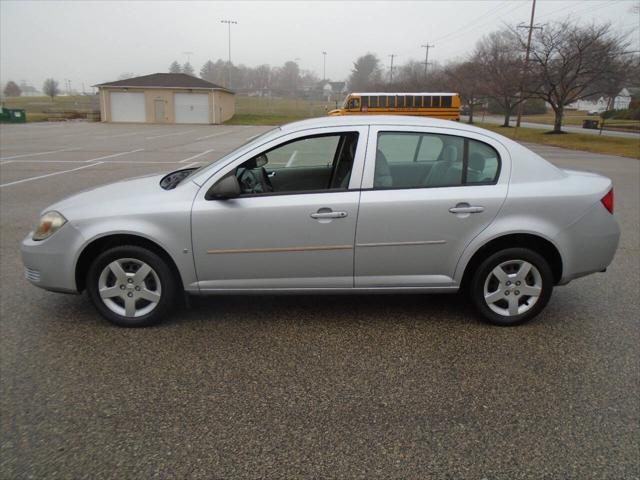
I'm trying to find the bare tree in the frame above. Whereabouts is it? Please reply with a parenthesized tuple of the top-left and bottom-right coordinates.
(445, 60, 484, 124)
(523, 21, 631, 133)
(168, 61, 182, 73)
(42, 78, 59, 101)
(3, 81, 22, 97)
(475, 29, 526, 127)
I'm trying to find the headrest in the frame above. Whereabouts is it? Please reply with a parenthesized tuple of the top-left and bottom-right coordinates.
(469, 153, 485, 171)
(442, 145, 458, 163)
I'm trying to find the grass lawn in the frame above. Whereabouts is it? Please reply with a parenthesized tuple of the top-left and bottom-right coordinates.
(478, 123, 640, 159)
(522, 110, 639, 131)
(225, 96, 334, 125)
(2, 95, 99, 122)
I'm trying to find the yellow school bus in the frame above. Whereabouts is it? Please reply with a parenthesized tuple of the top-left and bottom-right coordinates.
(328, 92, 460, 120)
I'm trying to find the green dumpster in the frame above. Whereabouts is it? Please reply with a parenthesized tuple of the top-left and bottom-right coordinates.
(0, 107, 27, 123)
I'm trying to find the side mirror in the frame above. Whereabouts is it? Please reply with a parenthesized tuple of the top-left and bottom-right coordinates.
(206, 174, 241, 200)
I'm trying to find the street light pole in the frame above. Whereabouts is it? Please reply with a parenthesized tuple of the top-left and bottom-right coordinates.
(221, 19, 238, 87)
(322, 51, 327, 80)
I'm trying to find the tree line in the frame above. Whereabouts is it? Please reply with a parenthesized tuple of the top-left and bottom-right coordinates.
(167, 59, 321, 97)
(346, 21, 638, 133)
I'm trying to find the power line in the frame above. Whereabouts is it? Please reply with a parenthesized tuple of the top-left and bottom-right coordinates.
(421, 44, 434, 78)
(388, 54, 397, 83)
(515, 0, 542, 129)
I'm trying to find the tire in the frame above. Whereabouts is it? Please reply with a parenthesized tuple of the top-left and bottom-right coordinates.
(86, 245, 178, 327)
(470, 247, 553, 326)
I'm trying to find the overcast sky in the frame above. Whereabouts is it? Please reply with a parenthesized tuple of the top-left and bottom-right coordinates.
(1, 0, 638, 91)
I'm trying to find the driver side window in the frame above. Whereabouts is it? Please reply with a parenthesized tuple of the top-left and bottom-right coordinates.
(235, 132, 359, 195)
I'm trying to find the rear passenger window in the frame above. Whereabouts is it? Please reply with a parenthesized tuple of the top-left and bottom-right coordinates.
(374, 132, 500, 189)
(467, 139, 500, 183)
(377, 133, 420, 164)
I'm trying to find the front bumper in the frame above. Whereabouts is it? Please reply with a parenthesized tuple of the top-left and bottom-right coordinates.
(20, 223, 86, 294)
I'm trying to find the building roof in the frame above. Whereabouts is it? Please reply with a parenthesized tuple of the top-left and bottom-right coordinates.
(94, 73, 234, 93)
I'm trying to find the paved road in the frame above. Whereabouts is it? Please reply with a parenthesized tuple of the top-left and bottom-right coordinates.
(1, 123, 638, 479)
(465, 114, 640, 138)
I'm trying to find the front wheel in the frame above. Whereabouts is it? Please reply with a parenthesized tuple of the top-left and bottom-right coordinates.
(470, 248, 554, 326)
(86, 245, 177, 327)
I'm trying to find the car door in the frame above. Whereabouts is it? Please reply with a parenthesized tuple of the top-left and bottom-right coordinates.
(191, 126, 368, 291)
(354, 125, 510, 288)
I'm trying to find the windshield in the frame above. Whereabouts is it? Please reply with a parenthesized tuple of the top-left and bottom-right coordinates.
(181, 127, 280, 182)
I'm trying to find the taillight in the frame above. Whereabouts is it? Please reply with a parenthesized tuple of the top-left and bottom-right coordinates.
(601, 188, 614, 214)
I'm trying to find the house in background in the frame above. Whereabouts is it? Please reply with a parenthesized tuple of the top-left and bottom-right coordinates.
(570, 88, 638, 113)
(95, 73, 235, 124)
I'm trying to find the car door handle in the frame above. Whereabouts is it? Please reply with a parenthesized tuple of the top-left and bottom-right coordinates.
(310, 211, 348, 219)
(449, 205, 485, 214)
(267, 171, 276, 177)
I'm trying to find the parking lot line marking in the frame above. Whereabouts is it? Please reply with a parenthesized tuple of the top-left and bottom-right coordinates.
(194, 131, 232, 141)
(0, 162, 104, 188)
(83, 148, 144, 162)
(183, 162, 202, 169)
(179, 148, 215, 163)
(0, 147, 79, 161)
(97, 130, 151, 139)
(2, 159, 189, 165)
(0, 161, 14, 165)
(145, 129, 195, 140)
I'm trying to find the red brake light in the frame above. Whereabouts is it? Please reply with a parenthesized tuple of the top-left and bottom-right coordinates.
(601, 188, 614, 214)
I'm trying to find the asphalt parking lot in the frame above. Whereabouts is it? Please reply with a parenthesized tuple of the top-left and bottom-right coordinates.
(1, 122, 638, 479)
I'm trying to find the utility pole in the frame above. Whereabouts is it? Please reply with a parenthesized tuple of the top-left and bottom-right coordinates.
(515, 0, 542, 130)
(421, 44, 434, 79)
(388, 54, 397, 83)
(322, 51, 327, 80)
(221, 19, 238, 87)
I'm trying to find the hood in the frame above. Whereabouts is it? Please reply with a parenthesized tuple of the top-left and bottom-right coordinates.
(44, 170, 200, 224)
(47, 173, 166, 215)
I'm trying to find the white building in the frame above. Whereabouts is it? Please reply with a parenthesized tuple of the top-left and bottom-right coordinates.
(570, 88, 636, 113)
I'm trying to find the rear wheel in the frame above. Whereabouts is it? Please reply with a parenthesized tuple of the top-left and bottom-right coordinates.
(470, 247, 553, 326)
(86, 245, 177, 327)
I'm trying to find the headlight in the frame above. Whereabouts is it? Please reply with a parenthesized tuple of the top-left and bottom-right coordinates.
(33, 211, 67, 241)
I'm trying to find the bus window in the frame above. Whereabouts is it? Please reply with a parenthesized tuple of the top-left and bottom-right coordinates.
(370, 96, 378, 108)
(432, 96, 441, 108)
(422, 96, 431, 107)
(348, 98, 361, 110)
(414, 96, 422, 108)
(397, 96, 405, 108)
(378, 96, 386, 108)
(442, 96, 452, 107)
(362, 96, 369, 108)
(406, 96, 414, 108)
(388, 96, 396, 108)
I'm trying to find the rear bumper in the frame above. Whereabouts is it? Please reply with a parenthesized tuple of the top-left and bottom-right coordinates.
(554, 202, 620, 284)
(20, 223, 85, 294)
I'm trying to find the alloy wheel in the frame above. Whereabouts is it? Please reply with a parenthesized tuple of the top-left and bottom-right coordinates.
(97, 258, 162, 318)
(483, 259, 543, 317)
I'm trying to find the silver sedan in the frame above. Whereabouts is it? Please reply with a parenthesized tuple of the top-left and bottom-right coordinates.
(21, 116, 620, 327)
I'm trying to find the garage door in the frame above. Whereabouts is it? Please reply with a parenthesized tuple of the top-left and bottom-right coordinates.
(110, 92, 145, 122)
(174, 93, 210, 124)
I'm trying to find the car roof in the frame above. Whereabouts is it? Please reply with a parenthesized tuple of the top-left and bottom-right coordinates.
(280, 115, 488, 135)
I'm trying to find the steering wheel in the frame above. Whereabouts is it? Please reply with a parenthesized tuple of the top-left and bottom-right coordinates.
(238, 167, 273, 194)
